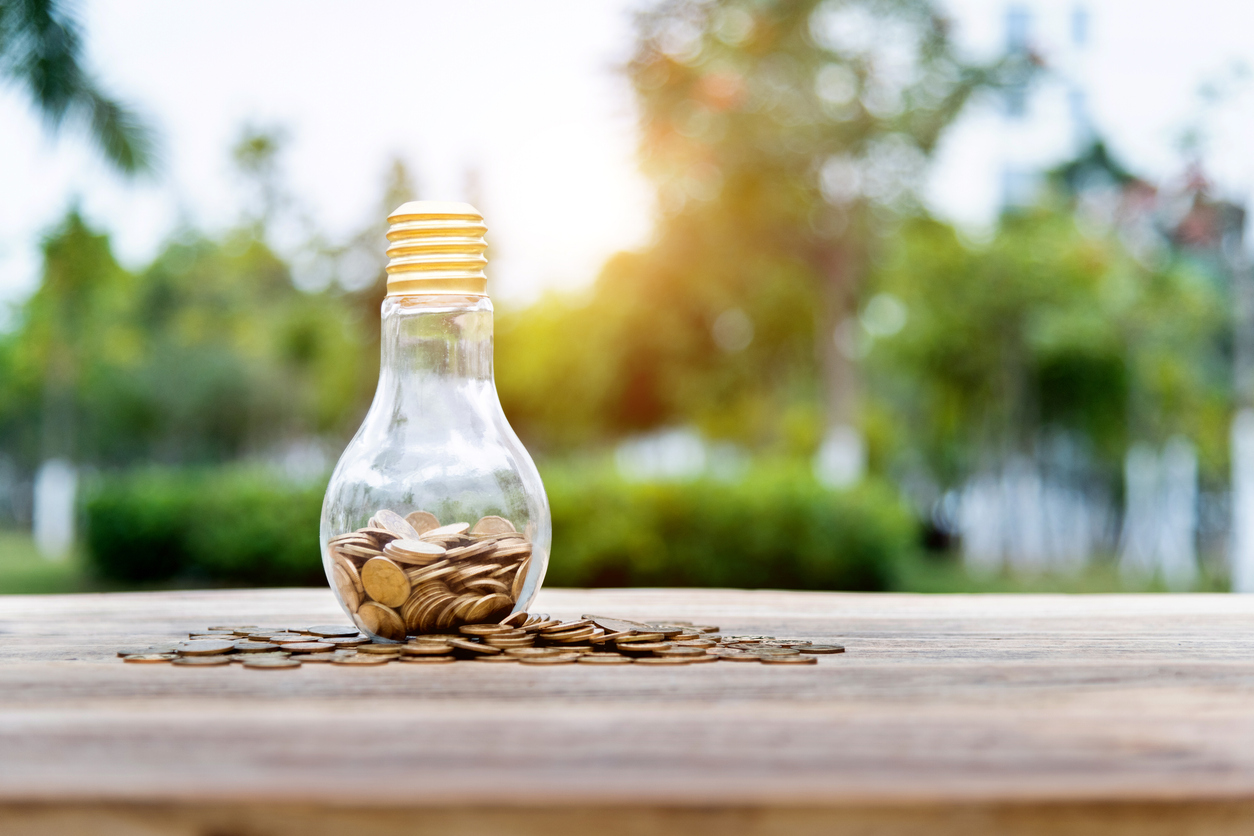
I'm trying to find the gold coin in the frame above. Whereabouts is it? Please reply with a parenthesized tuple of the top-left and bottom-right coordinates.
(243, 657, 301, 669)
(644, 625, 685, 638)
(503, 647, 563, 657)
(357, 601, 407, 641)
(448, 638, 501, 655)
(267, 634, 314, 644)
(634, 656, 693, 666)
(283, 642, 334, 654)
(517, 654, 579, 665)
(760, 655, 818, 665)
(402, 643, 454, 656)
(322, 636, 369, 647)
(296, 652, 344, 663)
(361, 557, 411, 608)
(400, 655, 457, 664)
(672, 632, 701, 642)
(405, 510, 441, 534)
(471, 655, 518, 663)
(541, 628, 595, 643)
(510, 557, 531, 601)
(614, 633, 665, 644)
(695, 625, 721, 633)
(583, 615, 653, 633)
(231, 651, 290, 663)
(357, 643, 403, 655)
(471, 515, 517, 535)
(467, 593, 513, 624)
(306, 625, 361, 638)
(372, 509, 422, 540)
(459, 623, 514, 636)
(578, 654, 633, 665)
(422, 522, 470, 540)
(232, 641, 280, 653)
(802, 644, 845, 654)
(499, 611, 529, 628)
(656, 647, 709, 658)
(331, 655, 390, 666)
(674, 640, 717, 648)
(123, 654, 175, 663)
(522, 619, 562, 633)
(384, 538, 447, 563)
(615, 642, 672, 654)
(332, 563, 360, 612)
(719, 653, 762, 662)
(174, 640, 236, 656)
(171, 656, 232, 667)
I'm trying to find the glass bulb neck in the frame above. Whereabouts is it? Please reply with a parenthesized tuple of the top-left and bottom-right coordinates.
(380, 296, 494, 382)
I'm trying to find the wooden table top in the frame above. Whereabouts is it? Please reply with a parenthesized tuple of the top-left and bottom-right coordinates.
(2, 587, 1253, 836)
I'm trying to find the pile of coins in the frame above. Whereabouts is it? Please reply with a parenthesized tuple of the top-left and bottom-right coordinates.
(117, 614, 846, 668)
(328, 509, 533, 640)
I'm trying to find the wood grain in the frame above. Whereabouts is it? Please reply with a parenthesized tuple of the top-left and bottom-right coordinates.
(1, 588, 1253, 835)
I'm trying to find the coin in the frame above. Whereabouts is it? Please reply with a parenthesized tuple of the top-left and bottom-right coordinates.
(615, 642, 672, 654)
(584, 615, 653, 634)
(231, 651, 291, 662)
(172, 656, 232, 666)
(331, 655, 390, 666)
(283, 642, 334, 654)
(306, 625, 361, 638)
(448, 638, 501, 655)
(459, 624, 514, 636)
(686, 653, 719, 664)
(656, 647, 709, 658)
(405, 510, 441, 534)
(499, 611, 530, 628)
(421, 522, 470, 539)
(402, 643, 454, 656)
(760, 655, 818, 665)
(243, 657, 301, 669)
(750, 648, 801, 656)
(296, 653, 344, 663)
(267, 634, 315, 644)
(578, 654, 633, 664)
(634, 656, 693, 665)
(357, 601, 406, 641)
(517, 654, 579, 665)
(613, 633, 665, 644)
(471, 515, 517, 535)
(400, 655, 456, 664)
(322, 636, 370, 647)
(174, 640, 236, 656)
(332, 564, 360, 612)
(373, 509, 422, 540)
(357, 643, 403, 655)
(384, 539, 447, 563)
(719, 653, 762, 662)
(802, 644, 845, 654)
(232, 641, 280, 653)
(117, 646, 177, 657)
(471, 655, 519, 663)
(361, 557, 411, 607)
(123, 654, 175, 663)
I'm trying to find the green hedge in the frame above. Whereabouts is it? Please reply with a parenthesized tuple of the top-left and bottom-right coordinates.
(84, 462, 915, 590)
(84, 468, 324, 585)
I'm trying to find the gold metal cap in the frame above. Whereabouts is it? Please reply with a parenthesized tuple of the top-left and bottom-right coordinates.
(385, 201, 488, 296)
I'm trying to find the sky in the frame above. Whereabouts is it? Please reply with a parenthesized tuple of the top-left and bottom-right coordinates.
(2, 0, 1253, 311)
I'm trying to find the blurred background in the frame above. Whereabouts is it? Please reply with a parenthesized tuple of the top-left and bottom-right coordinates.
(2, 0, 1253, 595)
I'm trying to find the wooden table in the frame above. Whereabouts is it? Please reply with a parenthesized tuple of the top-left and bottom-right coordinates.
(1, 588, 1253, 835)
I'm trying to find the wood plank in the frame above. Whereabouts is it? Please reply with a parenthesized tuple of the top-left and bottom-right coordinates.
(2, 588, 1253, 835)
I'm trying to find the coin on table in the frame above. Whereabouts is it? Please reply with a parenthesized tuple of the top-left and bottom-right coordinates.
(448, 638, 501, 655)
(400, 655, 457, 664)
(656, 646, 710, 658)
(499, 611, 530, 628)
(613, 633, 665, 644)
(172, 655, 232, 666)
(517, 654, 580, 665)
(720, 653, 762, 662)
(306, 625, 361, 638)
(751, 648, 801, 657)
(694, 625, 720, 633)
(231, 651, 291, 663)
(117, 646, 177, 657)
(322, 636, 370, 647)
(471, 655, 519, 663)
(331, 655, 391, 666)
(583, 615, 653, 634)
(674, 640, 717, 648)
(633, 656, 693, 665)
(578, 654, 633, 665)
(403, 643, 454, 656)
(174, 639, 236, 656)
(357, 643, 403, 655)
(615, 642, 672, 654)
(459, 624, 514, 636)
(123, 654, 175, 663)
(283, 642, 334, 654)
(243, 657, 301, 669)
(232, 641, 280, 653)
(760, 654, 818, 665)
(266, 633, 313, 644)
(296, 652, 344, 663)
(503, 647, 563, 657)
(802, 644, 845, 654)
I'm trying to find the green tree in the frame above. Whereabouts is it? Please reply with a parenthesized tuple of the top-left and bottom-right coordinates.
(0, 0, 154, 173)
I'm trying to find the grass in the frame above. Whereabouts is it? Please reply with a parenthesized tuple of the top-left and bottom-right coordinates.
(0, 530, 92, 594)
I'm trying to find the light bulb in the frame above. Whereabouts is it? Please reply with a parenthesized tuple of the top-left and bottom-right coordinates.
(320, 202, 550, 641)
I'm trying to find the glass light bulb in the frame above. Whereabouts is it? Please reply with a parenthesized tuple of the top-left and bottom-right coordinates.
(320, 202, 550, 641)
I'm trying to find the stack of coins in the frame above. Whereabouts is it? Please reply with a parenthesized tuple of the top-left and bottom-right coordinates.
(117, 615, 846, 668)
(327, 510, 532, 640)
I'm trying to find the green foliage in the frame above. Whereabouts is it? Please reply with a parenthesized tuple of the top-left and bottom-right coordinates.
(83, 468, 324, 585)
(82, 462, 915, 591)
(0, 0, 155, 172)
